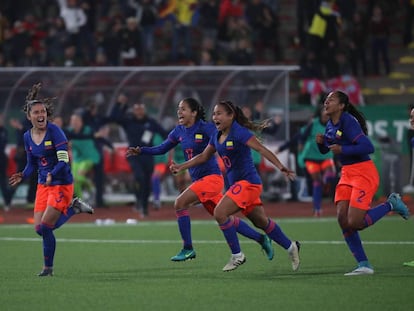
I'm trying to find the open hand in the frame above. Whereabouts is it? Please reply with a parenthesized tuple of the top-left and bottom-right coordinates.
(126, 146, 141, 157)
(9, 172, 23, 187)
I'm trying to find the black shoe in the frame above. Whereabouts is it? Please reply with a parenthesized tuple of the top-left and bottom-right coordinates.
(38, 267, 53, 276)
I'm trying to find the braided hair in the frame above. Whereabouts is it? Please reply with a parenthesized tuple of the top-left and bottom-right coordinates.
(334, 90, 368, 135)
(217, 100, 269, 132)
(24, 83, 55, 118)
(182, 97, 206, 121)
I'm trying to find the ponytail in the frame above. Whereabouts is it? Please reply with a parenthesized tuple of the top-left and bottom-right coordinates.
(218, 100, 269, 132)
(335, 91, 368, 135)
(182, 97, 206, 121)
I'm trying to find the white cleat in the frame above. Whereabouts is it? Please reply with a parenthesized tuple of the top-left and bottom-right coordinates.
(72, 197, 94, 214)
(344, 266, 374, 276)
(222, 253, 246, 272)
(288, 241, 301, 271)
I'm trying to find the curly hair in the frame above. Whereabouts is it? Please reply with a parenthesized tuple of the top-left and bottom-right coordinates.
(23, 83, 55, 118)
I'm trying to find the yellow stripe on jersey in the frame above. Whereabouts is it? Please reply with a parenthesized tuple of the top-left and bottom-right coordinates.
(226, 141, 233, 147)
(57, 150, 69, 163)
(195, 134, 203, 139)
(44, 140, 52, 146)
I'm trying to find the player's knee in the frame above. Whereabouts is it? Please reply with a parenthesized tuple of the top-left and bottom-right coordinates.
(40, 223, 55, 235)
(35, 224, 42, 236)
(347, 217, 364, 230)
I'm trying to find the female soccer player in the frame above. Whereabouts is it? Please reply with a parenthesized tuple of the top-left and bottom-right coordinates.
(403, 105, 414, 268)
(126, 98, 274, 262)
(9, 83, 94, 277)
(170, 100, 300, 272)
(316, 90, 410, 275)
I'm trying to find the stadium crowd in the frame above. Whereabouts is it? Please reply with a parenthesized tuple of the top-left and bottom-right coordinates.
(0, 1, 406, 71)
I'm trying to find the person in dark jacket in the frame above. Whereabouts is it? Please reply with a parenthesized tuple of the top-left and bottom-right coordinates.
(110, 93, 168, 217)
(0, 113, 13, 211)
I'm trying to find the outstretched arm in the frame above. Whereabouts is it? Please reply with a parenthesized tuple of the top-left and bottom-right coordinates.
(170, 144, 216, 174)
(247, 136, 295, 180)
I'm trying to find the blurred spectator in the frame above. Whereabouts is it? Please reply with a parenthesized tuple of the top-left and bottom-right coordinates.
(109, 93, 168, 217)
(170, 0, 197, 62)
(307, 0, 341, 78)
(335, 0, 356, 25)
(199, 48, 215, 65)
(217, 15, 251, 55)
(369, 4, 391, 76)
(10, 20, 32, 64)
(198, 0, 220, 41)
(44, 17, 70, 66)
(16, 45, 42, 66)
(9, 117, 37, 205)
(0, 51, 7, 66)
(60, 44, 83, 66)
(1, 27, 16, 66)
(403, 0, 414, 46)
(100, 18, 123, 66)
(296, 0, 320, 47)
(91, 49, 109, 66)
(227, 38, 254, 65)
(0, 10, 10, 44)
(119, 16, 142, 66)
(0, 113, 13, 211)
(81, 100, 112, 207)
(346, 10, 368, 77)
(150, 133, 169, 209)
(57, 0, 95, 63)
(129, 0, 159, 65)
(67, 112, 101, 201)
(245, 0, 280, 62)
(299, 49, 323, 79)
(218, 0, 244, 25)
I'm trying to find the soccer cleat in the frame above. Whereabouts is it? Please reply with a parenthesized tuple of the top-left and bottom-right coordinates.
(344, 265, 374, 276)
(403, 261, 414, 267)
(170, 249, 196, 261)
(387, 193, 410, 220)
(38, 267, 53, 277)
(288, 241, 301, 271)
(72, 197, 94, 214)
(222, 253, 246, 272)
(261, 235, 274, 260)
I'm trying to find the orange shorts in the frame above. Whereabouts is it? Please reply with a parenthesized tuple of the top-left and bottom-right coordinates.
(335, 160, 379, 210)
(154, 163, 168, 176)
(189, 174, 224, 215)
(305, 159, 335, 174)
(225, 180, 262, 216)
(34, 184, 74, 214)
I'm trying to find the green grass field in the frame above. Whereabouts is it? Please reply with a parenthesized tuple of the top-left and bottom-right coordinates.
(1, 217, 413, 311)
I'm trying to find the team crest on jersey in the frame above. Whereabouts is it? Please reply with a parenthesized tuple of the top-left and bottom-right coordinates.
(226, 141, 234, 150)
(335, 130, 342, 139)
(44, 140, 53, 149)
(195, 133, 203, 142)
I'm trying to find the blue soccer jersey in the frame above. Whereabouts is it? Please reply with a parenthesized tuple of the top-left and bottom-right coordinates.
(322, 112, 372, 165)
(140, 120, 221, 181)
(22, 122, 73, 185)
(211, 121, 261, 185)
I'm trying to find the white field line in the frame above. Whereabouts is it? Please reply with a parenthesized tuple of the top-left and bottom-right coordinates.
(0, 237, 413, 245)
